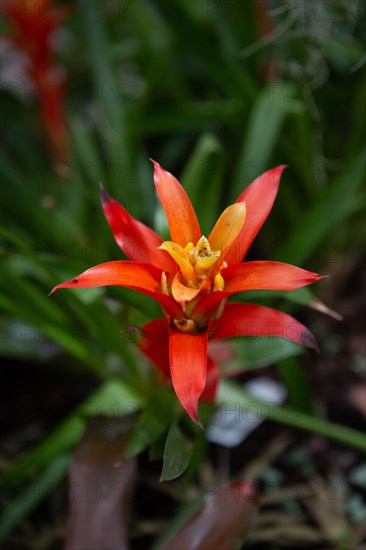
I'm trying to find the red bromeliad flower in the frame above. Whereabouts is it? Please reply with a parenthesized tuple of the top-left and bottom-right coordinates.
(51, 161, 325, 424)
(2, 0, 70, 165)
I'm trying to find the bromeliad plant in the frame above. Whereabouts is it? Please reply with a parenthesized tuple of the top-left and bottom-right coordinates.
(51, 161, 325, 424)
(2, 0, 70, 165)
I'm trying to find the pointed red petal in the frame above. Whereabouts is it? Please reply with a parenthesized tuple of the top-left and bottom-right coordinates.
(225, 166, 286, 264)
(101, 187, 176, 272)
(50, 261, 160, 292)
(139, 318, 170, 377)
(169, 328, 208, 425)
(191, 261, 325, 323)
(223, 261, 326, 293)
(212, 302, 318, 351)
(50, 261, 182, 318)
(151, 160, 201, 246)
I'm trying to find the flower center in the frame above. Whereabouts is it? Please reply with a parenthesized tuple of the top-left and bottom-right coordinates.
(158, 201, 246, 333)
(159, 235, 225, 304)
(189, 236, 220, 274)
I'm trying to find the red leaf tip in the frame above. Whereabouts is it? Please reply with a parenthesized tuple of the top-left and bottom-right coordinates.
(122, 325, 145, 337)
(150, 158, 169, 176)
(194, 416, 204, 431)
(49, 278, 79, 296)
(301, 329, 320, 353)
(100, 186, 111, 203)
(181, 399, 204, 429)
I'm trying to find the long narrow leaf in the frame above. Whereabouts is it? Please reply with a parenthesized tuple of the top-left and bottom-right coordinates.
(0, 454, 70, 541)
(277, 149, 366, 264)
(218, 380, 366, 452)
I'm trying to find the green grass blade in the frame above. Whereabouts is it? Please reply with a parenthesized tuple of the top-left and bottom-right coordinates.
(277, 149, 366, 264)
(277, 357, 314, 414)
(233, 82, 299, 198)
(218, 381, 366, 452)
(180, 133, 225, 233)
(0, 454, 70, 541)
(0, 379, 143, 493)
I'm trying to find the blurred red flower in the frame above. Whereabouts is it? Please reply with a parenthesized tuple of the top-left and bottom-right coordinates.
(2, 0, 70, 165)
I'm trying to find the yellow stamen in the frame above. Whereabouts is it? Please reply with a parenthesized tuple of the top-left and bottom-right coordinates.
(194, 236, 221, 275)
(184, 242, 194, 252)
(171, 273, 202, 303)
(213, 273, 225, 292)
(159, 241, 196, 283)
(208, 202, 246, 254)
(195, 235, 211, 256)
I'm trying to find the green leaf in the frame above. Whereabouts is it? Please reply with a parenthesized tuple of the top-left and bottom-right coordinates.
(0, 293, 105, 374)
(79, 378, 143, 418)
(70, 116, 104, 186)
(233, 287, 342, 320)
(180, 133, 225, 234)
(0, 454, 70, 541)
(141, 101, 244, 134)
(277, 357, 314, 414)
(124, 386, 178, 458)
(221, 336, 303, 375)
(218, 380, 366, 452)
(0, 418, 83, 494)
(161, 424, 193, 481)
(277, 149, 366, 264)
(77, 0, 138, 210)
(233, 81, 300, 198)
(0, 380, 143, 493)
(153, 0, 255, 98)
(0, 274, 67, 326)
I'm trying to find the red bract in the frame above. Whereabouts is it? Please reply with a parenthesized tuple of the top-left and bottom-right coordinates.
(51, 161, 326, 424)
(2, 0, 70, 165)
